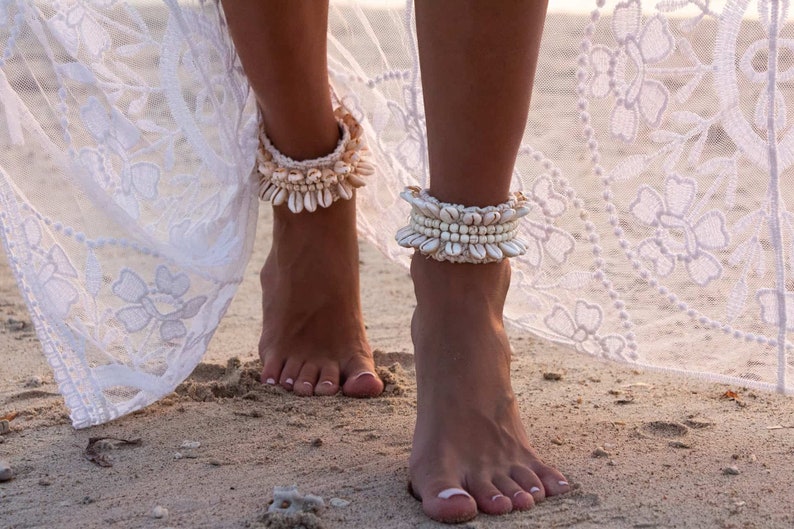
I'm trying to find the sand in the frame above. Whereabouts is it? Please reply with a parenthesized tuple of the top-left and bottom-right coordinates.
(1, 203, 794, 529)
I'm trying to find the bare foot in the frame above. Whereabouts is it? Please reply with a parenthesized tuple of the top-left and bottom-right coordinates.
(259, 197, 383, 398)
(408, 257, 569, 523)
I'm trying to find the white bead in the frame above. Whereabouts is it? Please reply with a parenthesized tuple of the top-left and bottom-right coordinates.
(432, 229, 441, 237)
(440, 231, 451, 241)
(450, 223, 459, 233)
(460, 234, 470, 244)
(458, 225, 468, 234)
(440, 222, 449, 231)
(487, 234, 495, 244)
(450, 233, 460, 242)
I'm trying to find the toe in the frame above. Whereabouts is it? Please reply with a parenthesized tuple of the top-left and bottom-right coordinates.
(314, 365, 340, 396)
(529, 460, 570, 497)
(415, 483, 478, 524)
(493, 475, 535, 511)
(279, 358, 303, 390)
(512, 465, 546, 503)
(468, 477, 513, 516)
(261, 356, 284, 386)
(294, 363, 320, 396)
(342, 357, 383, 397)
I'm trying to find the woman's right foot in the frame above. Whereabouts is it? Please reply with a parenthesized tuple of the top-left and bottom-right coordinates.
(258, 197, 383, 398)
(408, 257, 569, 523)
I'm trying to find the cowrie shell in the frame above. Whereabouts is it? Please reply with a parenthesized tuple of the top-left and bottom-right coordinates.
(419, 238, 441, 254)
(485, 243, 503, 260)
(273, 187, 288, 206)
(288, 191, 304, 213)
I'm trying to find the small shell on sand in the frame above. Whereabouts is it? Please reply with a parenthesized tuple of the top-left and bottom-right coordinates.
(180, 440, 201, 449)
(268, 486, 324, 514)
(151, 505, 169, 519)
(0, 460, 13, 481)
(329, 498, 350, 508)
(723, 466, 740, 475)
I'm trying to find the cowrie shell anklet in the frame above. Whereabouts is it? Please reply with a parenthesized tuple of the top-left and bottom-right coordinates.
(256, 107, 374, 213)
(396, 187, 531, 263)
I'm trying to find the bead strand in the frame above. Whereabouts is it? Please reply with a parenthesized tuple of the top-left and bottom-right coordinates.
(256, 107, 374, 213)
(396, 186, 531, 263)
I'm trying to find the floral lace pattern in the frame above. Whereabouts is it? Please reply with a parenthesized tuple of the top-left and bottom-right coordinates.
(0, 0, 791, 428)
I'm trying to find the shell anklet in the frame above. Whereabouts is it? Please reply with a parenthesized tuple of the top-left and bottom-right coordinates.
(396, 186, 531, 263)
(256, 107, 374, 213)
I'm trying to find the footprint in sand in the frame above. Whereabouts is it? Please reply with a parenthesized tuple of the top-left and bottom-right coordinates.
(638, 421, 689, 439)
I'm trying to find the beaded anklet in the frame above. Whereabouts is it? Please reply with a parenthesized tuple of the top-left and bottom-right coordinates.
(256, 107, 374, 213)
(396, 186, 531, 263)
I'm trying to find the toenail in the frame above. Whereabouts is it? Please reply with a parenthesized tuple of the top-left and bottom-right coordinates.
(513, 491, 526, 498)
(320, 381, 334, 386)
(529, 487, 541, 494)
(303, 381, 312, 387)
(558, 481, 569, 486)
(265, 378, 276, 385)
(437, 488, 472, 500)
(351, 371, 376, 381)
(491, 494, 505, 502)
(285, 378, 294, 385)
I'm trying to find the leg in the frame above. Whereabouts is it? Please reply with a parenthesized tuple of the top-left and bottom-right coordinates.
(409, 0, 568, 523)
(222, 1, 383, 397)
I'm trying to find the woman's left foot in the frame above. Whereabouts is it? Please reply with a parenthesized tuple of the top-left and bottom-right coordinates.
(408, 257, 569, 523)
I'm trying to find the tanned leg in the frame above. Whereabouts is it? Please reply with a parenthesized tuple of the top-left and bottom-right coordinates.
(410, 0, 568, 523)
(222, 1, 383, 398)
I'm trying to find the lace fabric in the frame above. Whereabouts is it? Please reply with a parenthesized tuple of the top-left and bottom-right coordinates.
(0, 0, 791, 428)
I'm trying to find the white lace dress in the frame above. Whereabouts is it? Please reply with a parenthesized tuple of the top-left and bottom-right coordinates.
(0, 0, 791, 428)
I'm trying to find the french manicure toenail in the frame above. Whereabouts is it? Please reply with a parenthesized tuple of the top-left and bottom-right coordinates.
(352, 371, 376, 380)
(529, 487, 541, 494)
(265, 378, 276, 385)
(491, 494, 505, 502)
(303, 382, 312, 387)
(437, 488, 472, 500)
(513, 491, 525, 498)
(320, 381, 334, 386)
(559, 481, 569, 486)
(285, 378, 294, 385)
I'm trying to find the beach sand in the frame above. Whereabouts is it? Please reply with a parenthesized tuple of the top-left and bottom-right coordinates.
(2, 204, 794, 529)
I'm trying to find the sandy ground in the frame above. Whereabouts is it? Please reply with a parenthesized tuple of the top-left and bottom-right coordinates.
(1, 203, 794, 529)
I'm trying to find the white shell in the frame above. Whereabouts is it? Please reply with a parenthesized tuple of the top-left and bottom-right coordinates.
(261, 184, 278, 202)
(346, 173, 367, 188)
(337, 182, 353, 201)
(306, 168, 322, 183)
(500, 209, 516, 223)
(462, 212, 482, 225)
(445, 241, 463, 256)
(288, 191, 304, 214)
(485, 243, 504, 260)
(439, 207, 459, 223)
(356, 161, 375, 176)
(420, 238, 441, 254)
(396, 226, 414, 240)
(410, 235, 428, 248)
(288, 170, 304, 183)
(424, 202, 441, 218)
(483, 211, 501, 225)
(470, 244, 487, 260)
(273, 187, 289, 206)
(258, 163, 274, 178)
(304, 190, 317, 212)
(323, 187, 334, 208)
(514, 205, 531, 218)
(258, 182, 272, 200)
(272, 168, 288, 182)
(499, 241, 521, 257)
(334, 161, 351, 175)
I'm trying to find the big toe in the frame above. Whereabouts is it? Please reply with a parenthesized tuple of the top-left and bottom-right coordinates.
(342, 359, 383, 397)
(414, 484, 478, 524)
